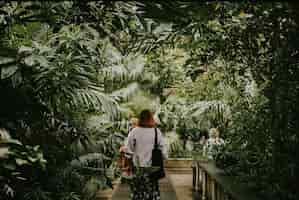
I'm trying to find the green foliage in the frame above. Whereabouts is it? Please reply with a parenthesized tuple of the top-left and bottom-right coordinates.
(60, 192, 80, 200)
(24, 186, 52, 200)
(214, 95, 275, 195)
(17, 24, 120, 117)
(0, 129, 47, 199)
(0, 1, 298, 200)
(0, 2, 147, 199)
(147, 2, 299, 199)
(157, 95, 231, 135)
(168, 140, 192, 158)
(145, 47, 187, 103)
(120, 90, 160, 117)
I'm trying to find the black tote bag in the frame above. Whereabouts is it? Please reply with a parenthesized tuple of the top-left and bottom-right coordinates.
(151, 128, 165, 180)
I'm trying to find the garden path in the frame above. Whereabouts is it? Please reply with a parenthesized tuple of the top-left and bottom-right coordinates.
(111, 161, 194, 200)
(111, 175, 177, 200)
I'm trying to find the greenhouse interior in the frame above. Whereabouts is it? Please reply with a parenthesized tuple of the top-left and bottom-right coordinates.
(0, 2, 298, 200)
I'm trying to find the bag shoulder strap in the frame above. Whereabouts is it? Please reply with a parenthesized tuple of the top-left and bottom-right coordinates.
(154, 127, 158, 148)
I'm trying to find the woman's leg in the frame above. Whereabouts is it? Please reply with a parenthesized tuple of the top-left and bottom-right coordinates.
(130, 173, 161, 200)
(130, 172, 151, 200)
(151, 179, 161, 200)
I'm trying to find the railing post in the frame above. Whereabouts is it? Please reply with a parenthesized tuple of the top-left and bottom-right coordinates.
(202, 171, 206, 200)
(211, 179, 216, 200)
(208, 174, 212, 200)
(193, 162, 196, 190)
(218, 185, 224, 200)
(198, 164, 202, 192)
(216, 184, 223, 200)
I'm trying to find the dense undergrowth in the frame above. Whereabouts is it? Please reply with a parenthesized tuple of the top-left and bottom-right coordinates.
(0, 2, 298, 200)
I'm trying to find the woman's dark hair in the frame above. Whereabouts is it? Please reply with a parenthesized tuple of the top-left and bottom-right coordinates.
(138, 109, 155, 128)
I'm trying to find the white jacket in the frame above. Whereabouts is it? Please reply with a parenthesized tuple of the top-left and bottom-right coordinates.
(126, 127, 168, 167)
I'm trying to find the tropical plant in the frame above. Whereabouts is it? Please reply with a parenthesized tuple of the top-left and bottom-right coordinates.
(0, 1, 299, 200)
(0, 2, 148, 199)
(168, 140, 191, 158)
(0, 129, 47, 199)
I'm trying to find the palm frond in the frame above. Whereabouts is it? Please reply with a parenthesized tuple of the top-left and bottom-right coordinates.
(60, 192, 81, 200)
(70, 153, 111, 174)
(101, 41, 145, 82)
(72, 87, 119, 119)
(15, 25, 122, 119)
(126, 54, 145, 80)
(189, 100, 231, 129)
(110, 82, 139, 102)
(85, 115, 128, 136)
(189, 101, 230, 117)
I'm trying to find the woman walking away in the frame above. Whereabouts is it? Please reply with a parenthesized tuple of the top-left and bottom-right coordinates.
(126, 109, 168, 200)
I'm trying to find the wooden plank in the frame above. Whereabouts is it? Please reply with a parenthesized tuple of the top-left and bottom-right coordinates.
(111, 182, 130, 200)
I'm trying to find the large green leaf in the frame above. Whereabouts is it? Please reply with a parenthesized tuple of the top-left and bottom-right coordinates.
(1, 65, 18, 79)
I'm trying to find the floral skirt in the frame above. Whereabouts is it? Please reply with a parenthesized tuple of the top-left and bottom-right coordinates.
(129, 169, 160, 200)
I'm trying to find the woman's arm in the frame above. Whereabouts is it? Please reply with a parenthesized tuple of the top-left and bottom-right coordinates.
(157, 128, 168, 159)
(126, 131, 135, 154)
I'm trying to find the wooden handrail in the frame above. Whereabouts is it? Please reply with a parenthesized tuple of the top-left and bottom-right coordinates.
(192, 160, 259, 200)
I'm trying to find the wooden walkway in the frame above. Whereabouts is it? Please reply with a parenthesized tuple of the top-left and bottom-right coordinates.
(111, 176, 177, 200)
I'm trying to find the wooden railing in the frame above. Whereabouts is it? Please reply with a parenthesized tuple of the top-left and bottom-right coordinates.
(192, 160, 259, 200)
